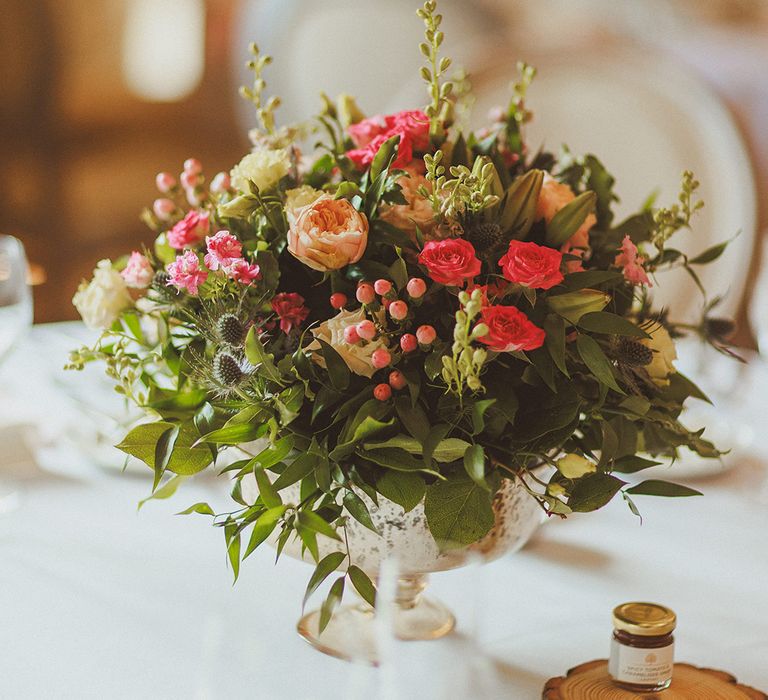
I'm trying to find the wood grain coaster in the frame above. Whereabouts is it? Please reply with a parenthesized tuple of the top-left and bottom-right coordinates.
(544, 660, 767, 699)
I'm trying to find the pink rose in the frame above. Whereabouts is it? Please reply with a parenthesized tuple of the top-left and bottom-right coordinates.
(417, 238, 481, 287)
(476, 305, 546, 352)
(121, 251, 153, 289)
(535, 173, 596, 272)
(166, 250, 208, 295)
(167, 210, 210, 249)
(271, 292, 309, 334)
(614, 235, 651, 286)
(346, 109, 430, 171)
(204, 230, 242, 271)
(348, 115, 389, 148)
(226, 258, 261, 285)
(499, 241, 564, 290)
(287, 195, 368, 271)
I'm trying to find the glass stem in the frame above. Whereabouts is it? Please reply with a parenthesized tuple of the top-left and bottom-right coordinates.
(395, 574, 428, 610)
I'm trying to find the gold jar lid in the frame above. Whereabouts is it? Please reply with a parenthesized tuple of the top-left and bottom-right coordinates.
(613, 602, 676, 636)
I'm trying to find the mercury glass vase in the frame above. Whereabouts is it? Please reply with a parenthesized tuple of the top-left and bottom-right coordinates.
(247, 473, 544, 664)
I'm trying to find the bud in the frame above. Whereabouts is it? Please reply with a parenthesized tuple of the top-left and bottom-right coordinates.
(337, 93, 365, 127)
(218, 195, 259, 219)
(547, 289, 610, 325)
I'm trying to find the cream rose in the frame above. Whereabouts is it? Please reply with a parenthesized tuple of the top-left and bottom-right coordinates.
(230, 148, 290, 194)
(379, 170, 436, 237)
(287, 195, 368, 271)
(307, 307, 388, 378)
(640, 325, 678, 386)
(284, 185, 323, 224)
(72, 259, 133, 330)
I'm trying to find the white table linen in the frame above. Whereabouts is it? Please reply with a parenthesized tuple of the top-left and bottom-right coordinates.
(1, 323, 767, 699)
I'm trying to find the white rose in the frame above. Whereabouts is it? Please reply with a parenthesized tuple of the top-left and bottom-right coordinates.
(72, 259, 133, 330)
(307, 307, 388, 378)
(640, 325, 677, 386)
(230, 148, 291, 194)
(284, 185, 323, 224)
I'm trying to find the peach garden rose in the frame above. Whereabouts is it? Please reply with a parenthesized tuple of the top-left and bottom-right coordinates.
(287, 195, 368, 272)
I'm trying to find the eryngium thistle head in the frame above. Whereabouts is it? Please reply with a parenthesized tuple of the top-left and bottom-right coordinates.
(617, 338, 653, 366)
(468, 222, 503, 253)
(217, 313, 245, 347)
(213, 352, 244, 386)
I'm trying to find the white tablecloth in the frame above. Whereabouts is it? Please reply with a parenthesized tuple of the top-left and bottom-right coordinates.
(1, 323, 767, 699)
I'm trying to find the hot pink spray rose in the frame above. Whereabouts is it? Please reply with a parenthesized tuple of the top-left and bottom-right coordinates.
(417, 238, 481, 287)
(476, 305, 546, 352)
(167, 210, 211, 249)
(499, 240, 564, 290)
(271, 292, 309, 334)
(166, 250, 208, 295)
(346, 109, 430, 170)
(204, 230, 242, 271)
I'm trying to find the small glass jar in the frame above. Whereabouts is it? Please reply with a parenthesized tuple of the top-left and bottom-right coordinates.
(608, 602, 676, 691)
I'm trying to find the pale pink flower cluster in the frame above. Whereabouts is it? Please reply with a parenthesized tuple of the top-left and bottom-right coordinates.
(614, 235, 651, 286)
(121, 251, 153, 289)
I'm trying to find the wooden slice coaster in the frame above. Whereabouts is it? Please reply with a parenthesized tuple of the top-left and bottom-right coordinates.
(544, 660, 767, 699)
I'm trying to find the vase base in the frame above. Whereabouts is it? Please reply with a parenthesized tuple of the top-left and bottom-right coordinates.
(297, 596, 456, 665)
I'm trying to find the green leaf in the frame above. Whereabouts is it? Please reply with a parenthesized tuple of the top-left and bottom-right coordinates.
(576, 334, 624, 394)
(423, 424, 451, 464)
(330, 416, 395, 461)
(625, 480, 702, 497)
(343, 491, 379, 533)
(546, 191, 596, 247)
(316, 339, 351, 391)
(244, 327, 284, 384)
(363, 434, 471, 464)
(254, 469, 282, 508)
(319, 577, 345, 633)
(272, 453, 318, 490)
(369, 134, 400, 182)
(176, 502, 215, 516)
(463, 444, 489, 490)
(389, 255, 408, 290)
(297, 510, 342, 541)
(568, 473, 625, 512)
(424, 476, 495, 550)
(244, 505, 287, 558)
(578, 312, 649, 338)
(470, 400, 496, 435)
(303, 551, 347, 607)
(689, 241, 728, 265)
(225, 524, 241, 583)
(375, 470, 426, 513)
(153, 424, 180, 490)
(117, 421, 212, 476)
(612, 456, 663, 474)
(196, 422, 266, 446)
(560, 270, 622, 291)
(395, 397, 430, 441)
(361, 447, 442, 477)
(138, 474, 188, 510)
(544, 315, 569, 377)
(347, 565, 376, 607)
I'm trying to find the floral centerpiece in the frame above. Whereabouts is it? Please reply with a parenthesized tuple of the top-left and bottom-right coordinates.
(69, 1, 730, 650)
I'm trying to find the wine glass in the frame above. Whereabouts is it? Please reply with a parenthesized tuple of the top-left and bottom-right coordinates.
(0, 234, 33, 513)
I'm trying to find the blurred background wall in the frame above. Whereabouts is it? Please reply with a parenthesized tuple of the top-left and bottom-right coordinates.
(1, 0, 766, 341)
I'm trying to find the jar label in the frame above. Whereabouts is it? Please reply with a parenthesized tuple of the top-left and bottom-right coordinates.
(608, 638, 674, 684)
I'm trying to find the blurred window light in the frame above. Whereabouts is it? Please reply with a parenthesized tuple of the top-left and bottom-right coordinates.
(122, 0, 205, 102)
